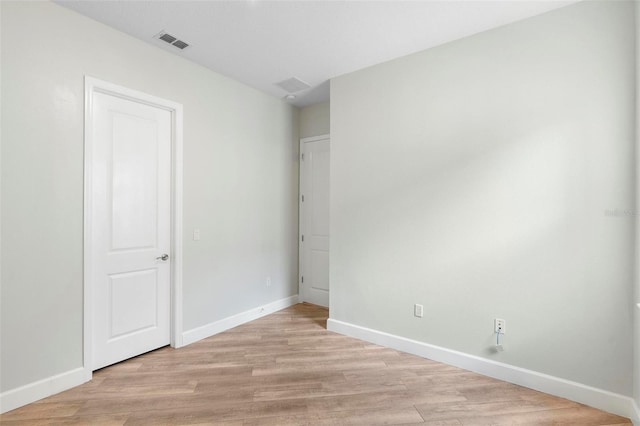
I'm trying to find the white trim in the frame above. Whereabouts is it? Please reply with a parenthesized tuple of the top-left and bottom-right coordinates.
(298, 139, 305, 302)
(298, 134, 330, 304)
(0, 3, 3, 408)
(83, 76, 184, 376)
(301, 134, 330, 144)
(182, 295, 299, 346)
(327, 318, 635, 419)
(632, 399, 640, 425)
(635, 2, 640, 423)
(83, 77, 95, 382)
(0, 368, 86, 414)
(171, 96, 184, 348)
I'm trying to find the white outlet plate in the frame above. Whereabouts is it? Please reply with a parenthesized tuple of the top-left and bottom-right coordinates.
(414, 304, 423, 318)
(266, 277, 271, 287)
(495, 318, 506, 334)
(193, 228, 201, 241)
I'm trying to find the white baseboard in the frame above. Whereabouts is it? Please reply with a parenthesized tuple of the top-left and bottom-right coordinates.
(327, 318, 635, 420)
(0, 367, 87, 414)
(632, 399, 640, 425)
(182, 295, 299, 346)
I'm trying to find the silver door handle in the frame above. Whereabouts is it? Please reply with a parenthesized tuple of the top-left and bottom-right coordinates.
(156, 254, 169, 261)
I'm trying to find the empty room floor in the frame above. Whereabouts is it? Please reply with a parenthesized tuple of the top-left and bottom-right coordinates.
(0, 303, 631, 425)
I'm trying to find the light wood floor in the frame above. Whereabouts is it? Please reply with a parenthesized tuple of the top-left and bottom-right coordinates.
(1, 303, 631, 425)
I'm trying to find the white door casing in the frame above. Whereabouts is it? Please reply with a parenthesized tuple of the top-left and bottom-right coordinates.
(299, 135, 330, 307)
(84, 77, 183, 375)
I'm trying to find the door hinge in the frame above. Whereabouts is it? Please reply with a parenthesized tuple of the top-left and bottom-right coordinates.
(301, 153, 304, 161)
(301, 194, 305, 202)
(301, 234, 304, 242)
(301, 276, 304, 283)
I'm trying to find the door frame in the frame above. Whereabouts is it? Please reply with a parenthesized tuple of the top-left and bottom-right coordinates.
(298, 134, 330, 304)
(83, 76, 184, 380)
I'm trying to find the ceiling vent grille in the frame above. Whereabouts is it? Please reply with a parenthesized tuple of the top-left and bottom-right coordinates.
(172, 40, 189, 50)
(275, 77, 311, 94)
(155, 31, 190, 50)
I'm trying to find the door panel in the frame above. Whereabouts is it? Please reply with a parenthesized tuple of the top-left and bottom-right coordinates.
(310, 250, 329, 292)
(301, 137, 330, 307)
(109, 269, 158, 339)
(110, 112, 159, 250)
(311, 147, 330, 235)
(91, 91, 171, 370)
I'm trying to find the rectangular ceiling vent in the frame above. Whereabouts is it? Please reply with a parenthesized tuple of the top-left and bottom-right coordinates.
(275, 77, 311, 94)
(155, 31, 190, 50)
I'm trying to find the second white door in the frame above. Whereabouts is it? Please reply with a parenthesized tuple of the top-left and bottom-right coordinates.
(300, 136, 330, 307)
(90, 88, 172, 370)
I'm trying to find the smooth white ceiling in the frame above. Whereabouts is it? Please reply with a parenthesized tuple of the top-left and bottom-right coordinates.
(55, 0, 578, 107)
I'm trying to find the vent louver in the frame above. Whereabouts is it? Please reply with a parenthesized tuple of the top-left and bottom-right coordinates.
(275, 77, 311, 94)
(172, 40, 189, 50)
(159, 33, 177, 44)
(155, 31, 190, 50)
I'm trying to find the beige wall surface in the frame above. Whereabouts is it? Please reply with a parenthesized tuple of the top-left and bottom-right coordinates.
(635, 0, 640, 413)
(1, 1, 299, 392)
(299, 101, 330, 139)
(331, 0, 635, 395)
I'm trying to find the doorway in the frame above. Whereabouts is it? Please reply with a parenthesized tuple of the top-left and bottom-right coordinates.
(299, 135, 330, 307)
(83, 77, 184, 376)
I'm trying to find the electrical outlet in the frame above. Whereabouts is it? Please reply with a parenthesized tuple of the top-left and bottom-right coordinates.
(495, 318, 506, 334)
(414, 304, 423, 318)
(266, 277, 271, 287)
(193, 228, 201, 241)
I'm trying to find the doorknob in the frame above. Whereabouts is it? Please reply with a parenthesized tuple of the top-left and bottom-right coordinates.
(156, 254, 169, 261)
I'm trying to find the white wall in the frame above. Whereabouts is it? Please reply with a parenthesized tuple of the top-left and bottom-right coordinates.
(0, 1, 299, 393)
(299, 101, 330, 139)
(331, 0, 635, 396)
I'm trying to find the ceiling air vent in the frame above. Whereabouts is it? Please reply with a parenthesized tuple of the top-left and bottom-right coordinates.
(155, 31, 190, 50)
(159, 33, 177, 44)
(172, 40, 189, 50)
(275, 77, 311, 94)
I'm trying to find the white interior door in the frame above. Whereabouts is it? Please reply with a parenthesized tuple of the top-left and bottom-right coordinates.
(300, 136, 330, 307)
(90, 90, 172, 370)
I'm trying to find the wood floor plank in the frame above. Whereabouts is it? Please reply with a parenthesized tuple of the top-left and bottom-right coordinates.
(458, 406, 630, 425)
(0, 414, 129, 426)
(415, 399, 624, 423)
(241, 406, 426, 425)
(0, 402, 83, 422)
(0, 303, 631, 425)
